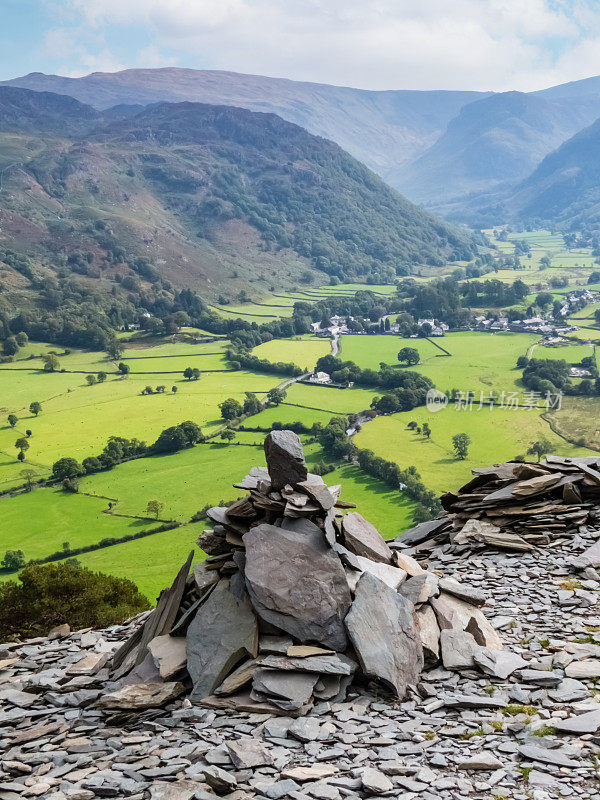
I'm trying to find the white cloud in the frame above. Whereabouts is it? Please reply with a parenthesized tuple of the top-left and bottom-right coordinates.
(44, 0, 600, 90)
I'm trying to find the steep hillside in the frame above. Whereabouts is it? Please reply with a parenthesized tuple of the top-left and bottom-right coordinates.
(395, 91, 600, 205)
(501, 116, 600, 229)
(0, 88, 478, 315)
(0, 68, 487, 186)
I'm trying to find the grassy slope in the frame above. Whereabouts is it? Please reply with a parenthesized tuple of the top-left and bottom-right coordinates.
(355, 405, 589, 494)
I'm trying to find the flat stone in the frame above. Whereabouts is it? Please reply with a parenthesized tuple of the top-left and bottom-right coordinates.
(571, 540, 600, 570)
(264, 430, 308, 489)
(438, 578, 486, 607)
(343, 513, 392, 563)
(393, 552, 425, 576)
(458, 752, 503, 770)
(149, 780, 199, 800)
(346, 557, 406, 593)
(288, 716, 322, 742)
(360, 767, 393, 794)
(565, 659, 600, 678)
(187, 578, 258, 702)
(518, 668, 561, 687)
(345, 572, 423, 698)
(147, 635, 187, 678)
(548, 678, 588, 703)
(244, 523, 351, 651)
(431, 592, 502, 650)
(252, 669, 318, 706)
(297, 480, 336, 510)
(96, 681, 185, 709)
(518, 744, 580, 768)
(260, 653, 356, 675)
(48, 624, 70, 640)
(473, 649, 527, 679)
(214, 657, 264, 695)
(202, 765, 237, 795)
(287, 645, 335, 657)
(282, 765, 338, 782)
(554, 709, 600, 734)
(226, 738, 273, 768)
(66, 652, 109, 676)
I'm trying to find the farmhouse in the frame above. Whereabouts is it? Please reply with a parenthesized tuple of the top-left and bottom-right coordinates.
(308, 370, 332, 384)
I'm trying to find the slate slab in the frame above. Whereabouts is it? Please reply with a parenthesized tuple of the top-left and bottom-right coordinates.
(345, 572, 423, 698)
(343, 513, 392, 563)
(244, 523, 351, 651)
(264, 430, 308, 489)
(187, 578, 258, 702)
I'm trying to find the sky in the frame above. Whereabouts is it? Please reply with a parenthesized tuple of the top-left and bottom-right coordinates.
(2, 0, 600, 91)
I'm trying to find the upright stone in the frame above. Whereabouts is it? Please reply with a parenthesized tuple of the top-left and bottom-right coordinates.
(343, 513, 392, 564)
(345, 572, 423, 697)
(187, 578, 258, 702)
(244, 523, 351, 651)
(264, 430, 308, 489)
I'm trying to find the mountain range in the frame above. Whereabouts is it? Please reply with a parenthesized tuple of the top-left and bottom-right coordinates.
(0, 85, 477, 317)
(7, 67, 600, 216)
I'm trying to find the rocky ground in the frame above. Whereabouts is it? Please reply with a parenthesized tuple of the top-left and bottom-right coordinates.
(3, 527, 600, 800)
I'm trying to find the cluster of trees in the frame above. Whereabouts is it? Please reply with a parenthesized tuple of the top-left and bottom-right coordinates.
(141, 384, 176, 394)
(51, 436, 148, 490)
(151, 421, 204, 454)
(226, 348, 304, 377)
(218, 388, 286, 422)
(461, 279, 529, 308)
(0, 563, 150, 638)
(1, 331, 28, 358)
(314, 416, 441, 518)
(519, 356, 600, 396)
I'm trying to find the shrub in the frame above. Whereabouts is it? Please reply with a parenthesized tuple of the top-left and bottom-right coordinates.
(0, 563, 150, 639)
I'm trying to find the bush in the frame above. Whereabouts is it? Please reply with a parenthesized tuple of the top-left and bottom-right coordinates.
(0, 563, 150, 639)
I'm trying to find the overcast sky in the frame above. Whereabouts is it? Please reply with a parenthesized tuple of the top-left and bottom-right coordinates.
(2, 0, 600, 91)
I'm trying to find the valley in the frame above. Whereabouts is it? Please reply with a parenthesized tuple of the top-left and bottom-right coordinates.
(2, 228, 600, 599)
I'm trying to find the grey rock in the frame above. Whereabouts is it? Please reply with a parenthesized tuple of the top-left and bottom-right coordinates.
(226, 738, 273, 768)
(416, 604, 440, 662)
(548, 678, 588, 703)
(147, 635, 187, 679)
(343, 513, 393, 563)
(360, 767, 393, 794)
(187, 578, 258, 702)
(244, 523, 351, 651)
(473, 649, 527, 679)
(288, 716, 322, 742)
(554, 708, 600, 734)
(252, 669, 318, 705)
(149, 781, 199, 800)
(438, 578, 486, 607)
(399, 573, 439, 605)
(571, 540, 600, 570)
(259, 653, 356, 675)
(518, 744, 580, 767)
(96, 681, 185, 709)
(345, 572, 423, 698)
(517, 668, 561, 687)
(565, 659, 600, 678)
(202, 765, 238, 794)
(439, 629, 480, 670)
(264, 430, 308, 489)
(458, 752, 503, 770)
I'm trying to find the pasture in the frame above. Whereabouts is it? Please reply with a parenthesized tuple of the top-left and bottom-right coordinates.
(339, 332, 536, 393)
(354, 404, 590, 494)
(252, 335, 331, 370)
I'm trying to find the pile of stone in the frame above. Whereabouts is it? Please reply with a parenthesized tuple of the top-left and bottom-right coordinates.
(106, 431, 504, 716)
(397, 455, 600, 556)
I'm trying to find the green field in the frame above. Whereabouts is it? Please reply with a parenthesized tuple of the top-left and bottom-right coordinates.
(546, 396, 600, 451)
(283, 382, 381, 413)
(0, 340, 282, 490)
(252, 335, 331, 371)
(355, 404, 590, 494)
(340, 332, 536, 393)
(0, 489, 154, 562)
(530, 343, 594, 363)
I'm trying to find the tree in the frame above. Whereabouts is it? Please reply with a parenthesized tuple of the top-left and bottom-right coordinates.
(1, 550, 25, 571)
(29, 402, 41, 416)
(422, 422, 431, 438)
(151, 421, 203, 454)
(19, 468, 37, 491)
(97, 372, 107, 382)
(118, 362, 130, 375)
(2, 337, 18, 356)
(183, 367, 194, 380)
(220, 429, 236, 442)
(172, 385, 178, 393)
(7, 414, 17, 428)
(42, 354, 60, 372)
(412, 504, 433, 524)
(156, 385, 166, 393)
(535, 292, 553, 310)
(146, 500, 164, 519)
(452, 433, 471, 460)
(85, 374, 97, 386)
(397, 347, 420, 366)
(219, 398, 243, 420)
(527, 437, 553, 462)
(267, 387, 287, 406)
(192, 368, 201, 381)
(516, 355, 529, 368)
(243, 392, 262, 415)
(15, 437, 29, 460)
(15, 332, 28, 347)
(52, 457, 84, 481)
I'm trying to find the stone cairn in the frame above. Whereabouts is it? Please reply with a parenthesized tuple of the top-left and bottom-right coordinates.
(104, 430, 506, 716)
(397, 455, 600, 558)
